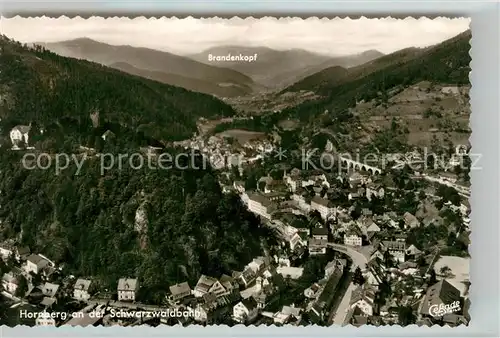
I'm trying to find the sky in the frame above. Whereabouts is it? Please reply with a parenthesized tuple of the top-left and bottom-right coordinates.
(0, 16, 470, 56)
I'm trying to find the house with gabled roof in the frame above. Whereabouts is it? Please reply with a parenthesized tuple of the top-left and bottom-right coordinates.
(370, 249, 384, 261)
(1, 272, 19, 295)
(349, 285, 376, 316)
(232, 298, 259, 324)
(366, 183, 385, 201)
(0, 240, 15, 260)
(247, 193, 276, 220)
(10, 123, 31, 148)
(308, 238, 327, 255)
(41, 282, 60, 298)
(311, 227, 329, 241)
(324, 258, 346, 278)
(16, 246, 31, 261)
(365, 259, 386, 290)
(405, 244, 423, 258)
(193, 275, 218, 298)
(101, 130, 115, 141)
(73, 279, 93, 302)
(403, 212, 420, 229)
(304, 283, 323, 299)
(219, 274, 239, 296)
(207, 279, 228, 298)
(237, 267, 257, 288)
(419, 279, 463, 320)
(169, 282, 192, 302)
(344, 225, 363, 247)
(345, 306, 369, 326)
(381, 240, 406, 262)
(270, 305, 302, 325)
(247, 256, 271, 274)
(311, 195, 336, 220)
(117, 278, 139, 302)
(24, 254, 49, 275)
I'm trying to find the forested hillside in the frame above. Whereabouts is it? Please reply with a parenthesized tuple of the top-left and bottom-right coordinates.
(0, 35, 235, 144)
(38, 38, 256, 98)
(282, 30, 471, 122)
(0, 36, 273, 301)
(0, 150, 274, 301)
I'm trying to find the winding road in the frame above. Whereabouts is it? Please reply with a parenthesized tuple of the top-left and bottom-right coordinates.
(326, 243, 370, 272)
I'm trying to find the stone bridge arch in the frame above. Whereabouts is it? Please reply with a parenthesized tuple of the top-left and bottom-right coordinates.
(338, 157, 382, 175)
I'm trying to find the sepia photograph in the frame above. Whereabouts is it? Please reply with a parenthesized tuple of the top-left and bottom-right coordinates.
(0, 16, 471, 327)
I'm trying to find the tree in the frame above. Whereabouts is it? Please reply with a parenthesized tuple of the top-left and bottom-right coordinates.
(352, 266, 365, 285)
(383, 250, 393, 268)
(418, 190, 426, 201)
(0, 260, 9, 276)
(398, 306, 416, 326)
(270, 169, 283, 181)
(244, 173, 257, 191)
(15, 275, 28, 298)
(350, 204, 362, 220)
(429, 269, 438, 285)
(416, 255, 426, 267)
(309, 210, 322, 225)
(439, 265, 453, 277)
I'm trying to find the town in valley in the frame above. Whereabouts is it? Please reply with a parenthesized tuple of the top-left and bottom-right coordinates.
(0, 17, 471, 327)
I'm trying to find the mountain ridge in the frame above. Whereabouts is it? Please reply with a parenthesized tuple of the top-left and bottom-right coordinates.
(35, 38, 257, 98)
(188, 45, 384, 89)
(0, 35, 236, 143)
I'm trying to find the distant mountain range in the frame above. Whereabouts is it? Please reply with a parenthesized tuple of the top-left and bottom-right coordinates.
(36, 38, 257, 98)
(285, 47, 423, 93)
(37, 38, 384, 96)
(188, 46, 384, 89)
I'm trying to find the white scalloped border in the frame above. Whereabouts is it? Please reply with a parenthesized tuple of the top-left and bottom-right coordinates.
(0, 15, 472, 330)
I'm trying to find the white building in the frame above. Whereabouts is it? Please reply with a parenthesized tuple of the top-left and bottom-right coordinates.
(0, 242, 14, 260)
(311, 227, 329, 241)
(311, 196, 335, 220)
(233, 298, 259, 324)
(344, 234, 363, 247)
(73, 279, 93, 302)
(247, 193, 275, 219)
(117, 278, 139, 302)
(1, 272, 19, 295)
(247, 256, 270, 274)
(10, 124, 31, 147)
(283, 173, 300, 192)
(349, 286, 376, 316)
(169, 282, 192, 302)
(277, 266, 304, 280)
(41, 282, 60, 298)
(24, 254, 49, 275)
(287, 232, 303, 251)
(35, 311, 57, 326)
(308, 238, 327, 255)
(304, 283, 322, 299)
(193, 275, 229, 298)
(292, 193, 311, 213)
(382, 241, 406, 263)
(366, 185, 385, 201)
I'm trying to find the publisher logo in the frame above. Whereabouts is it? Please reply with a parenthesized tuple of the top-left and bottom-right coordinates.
(429, 301, 461, 317)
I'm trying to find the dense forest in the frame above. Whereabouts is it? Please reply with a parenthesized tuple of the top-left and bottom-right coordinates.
(0, 35, 235, 143)
(0, 35, 278, 302)
(0, 149, 276, 302)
